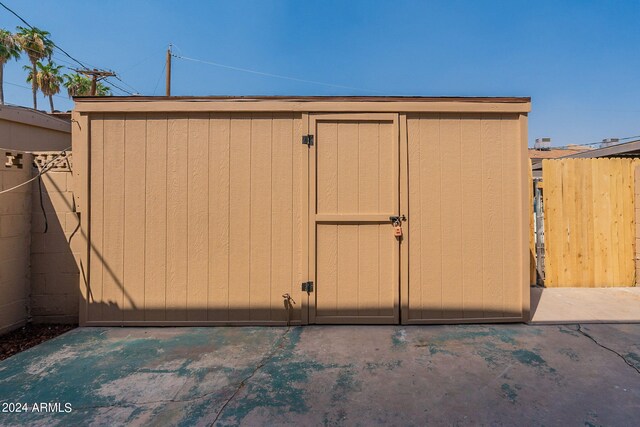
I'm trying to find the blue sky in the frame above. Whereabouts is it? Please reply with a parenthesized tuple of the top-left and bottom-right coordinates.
(2, 0, 639, 147)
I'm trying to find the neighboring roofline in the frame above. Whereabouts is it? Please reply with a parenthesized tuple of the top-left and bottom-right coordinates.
(558, 139, 640, 159)
(531, 139, 640, 170)
(73, 95, 531, 114)
(0, 104, 71, 133)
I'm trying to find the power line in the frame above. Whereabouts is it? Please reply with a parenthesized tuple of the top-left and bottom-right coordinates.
(103, 78, 135, 95)
(111, 75, 139, 94)
(5, 81, 70, 101)
(153, 61, 167, 95)
(0, 1, 89, 69)
(172, 53, 383, 94)
(1, 1, 137, 95)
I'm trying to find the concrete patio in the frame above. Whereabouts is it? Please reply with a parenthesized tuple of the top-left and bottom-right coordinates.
(0, 324, 639, 426)
(530, 287, 640, 324)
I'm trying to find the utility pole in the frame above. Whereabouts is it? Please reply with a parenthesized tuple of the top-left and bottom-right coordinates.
(74, 69, 116, 95)
(166, 44, 172, 96)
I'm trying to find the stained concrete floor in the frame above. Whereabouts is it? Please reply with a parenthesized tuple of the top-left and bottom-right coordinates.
(0, 325, 639, 426)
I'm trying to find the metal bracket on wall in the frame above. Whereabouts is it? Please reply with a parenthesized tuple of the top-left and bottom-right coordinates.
(4, 152, 23, 169)
(302, 135, 314, 146)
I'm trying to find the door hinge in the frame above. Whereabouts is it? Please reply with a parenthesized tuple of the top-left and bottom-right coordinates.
(301, 281, 314, 293)
(302, 135, 314, 146)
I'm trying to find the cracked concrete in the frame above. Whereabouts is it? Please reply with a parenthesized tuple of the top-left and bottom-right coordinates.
(0, 324, 639, 426)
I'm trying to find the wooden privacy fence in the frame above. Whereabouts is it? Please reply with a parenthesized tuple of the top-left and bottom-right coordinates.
(542, 158, 639, 287)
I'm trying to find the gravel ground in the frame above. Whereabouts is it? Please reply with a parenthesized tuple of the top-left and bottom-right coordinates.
(0, 324, 76, 361)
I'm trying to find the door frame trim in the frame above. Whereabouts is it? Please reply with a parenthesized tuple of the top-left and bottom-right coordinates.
(399, 114, 410, 325)
(308, 113, 401, 324)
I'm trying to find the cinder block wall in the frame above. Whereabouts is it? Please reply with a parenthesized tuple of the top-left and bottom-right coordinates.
(0, 152, 33, 334)
(30, 152, 79, 324)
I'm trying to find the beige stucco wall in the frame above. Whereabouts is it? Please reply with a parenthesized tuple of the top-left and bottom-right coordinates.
(0, 104, 76, 333)
(30, 153, 79, 323)
(0, 152, 33, 334)
(0, 105, 71, 152)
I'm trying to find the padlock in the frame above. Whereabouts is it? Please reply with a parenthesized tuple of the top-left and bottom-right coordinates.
(394, 225, 403, 237)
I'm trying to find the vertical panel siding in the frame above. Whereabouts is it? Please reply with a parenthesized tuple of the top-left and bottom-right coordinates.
(316, 224, 395, 317)
(407, 113, 524, 321)
(407, 119, 422, 318)
(249, 115, 272, 320)
(101, 114, 125, 321)
(165, 116, 188, 321)
(439, 115, 463, 319)
(337, 123, 359, 214)
(88, 116, 104, 321)
(314, 118, 397, 321)
(87, 112, 301, 324)
(543, 158, 638, 287)
(271, 116, 294, 321)
(228, 116, 251, 321)
(144, 116, 167, 321)
(123, 115, 146, 321)
(208, 114, 230, 321)
(419, 116, 442, 319)
(187, 115, 209, 321)
(480, 117, 503, 318)
(317, 122, 337, 215)
(501, 116, 522, 316)
(460, 116, 483, 318)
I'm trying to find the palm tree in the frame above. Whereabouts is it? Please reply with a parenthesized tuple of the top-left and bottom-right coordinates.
(95, 81, 111, 96)
(0, 29, 21, 105)
(26, 61, 63, 112)
(16, 26, 54, 109)
(63, 72, 90, 97)
(64, 72, 111, 97)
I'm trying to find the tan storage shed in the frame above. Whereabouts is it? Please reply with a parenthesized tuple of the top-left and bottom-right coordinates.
(72, 96, 531, 326)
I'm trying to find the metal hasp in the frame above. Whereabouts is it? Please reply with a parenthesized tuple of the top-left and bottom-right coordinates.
(302, 281, 314, 293)
(302, 135, 314, 146)
(389, 215, 406, 223)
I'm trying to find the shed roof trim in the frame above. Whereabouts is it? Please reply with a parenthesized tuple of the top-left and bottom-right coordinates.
(74, 96, 531, 114)
(74, 95, 531, 103)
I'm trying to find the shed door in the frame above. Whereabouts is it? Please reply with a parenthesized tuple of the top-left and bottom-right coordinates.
(309, 114, 400, 324)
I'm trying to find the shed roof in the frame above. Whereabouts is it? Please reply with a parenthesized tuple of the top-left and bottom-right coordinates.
(73, 95, 531, 114)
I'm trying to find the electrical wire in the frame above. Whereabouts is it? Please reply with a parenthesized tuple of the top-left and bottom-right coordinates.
(5, 81, 70, 100)
(37, 174, 48, 233)
(0, 1, 90, 69)
(153, 61, 167, 95)
(0, 147, 72, 195)
(102, 77, 135, 95)
(1, 1, 138, 95)
(172, 53, 383, 94)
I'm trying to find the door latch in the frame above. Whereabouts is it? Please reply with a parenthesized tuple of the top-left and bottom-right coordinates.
(389, 215, 406, 238)
(301, 281, 314, 293)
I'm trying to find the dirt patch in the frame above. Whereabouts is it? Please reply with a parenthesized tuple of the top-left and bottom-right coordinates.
(0, 324, 76, 361)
